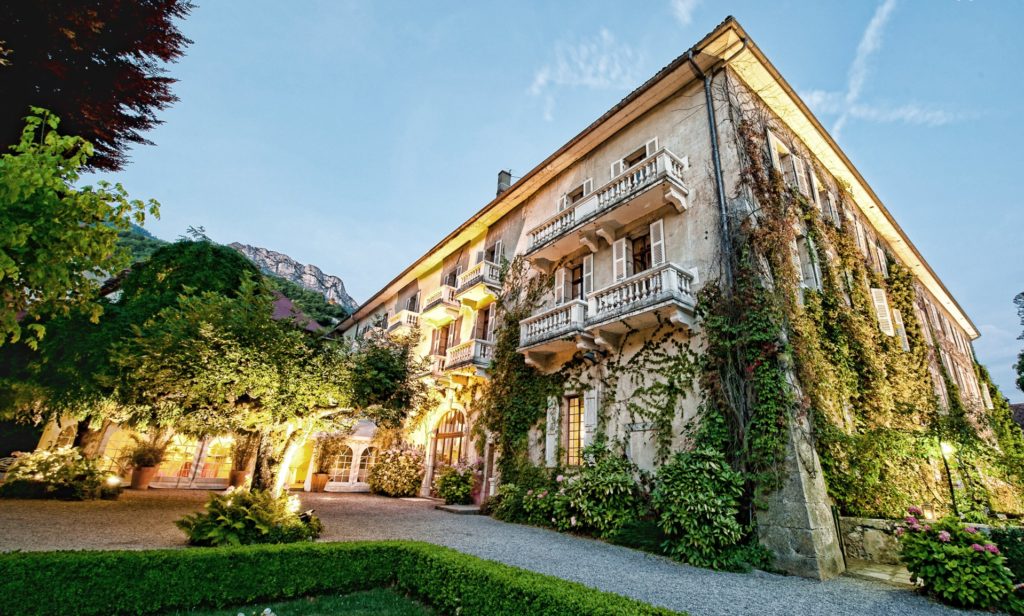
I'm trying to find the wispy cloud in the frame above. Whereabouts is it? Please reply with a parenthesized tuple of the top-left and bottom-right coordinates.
(670, 0, 701, 27)
(800, 0, 969, 137)
(529, 29, 643, 121)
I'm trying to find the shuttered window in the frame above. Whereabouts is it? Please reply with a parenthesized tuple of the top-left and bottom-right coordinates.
(870, 287, 895, 336)
(613, 238, 628, 281)
(582, 254, 593, 297)
(554, 267, 566, 305)
(892, 308, 911, 351)
(650, 218, 665, 267)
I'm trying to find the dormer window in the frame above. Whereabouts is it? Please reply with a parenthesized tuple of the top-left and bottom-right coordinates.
(559, 179, 593, 211)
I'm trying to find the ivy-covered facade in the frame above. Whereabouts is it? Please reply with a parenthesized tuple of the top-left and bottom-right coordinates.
(338, 18, 1023, 578)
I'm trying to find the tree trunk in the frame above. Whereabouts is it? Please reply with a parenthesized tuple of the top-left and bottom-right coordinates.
(250, 428, 276, 492)
(72, 419, 111, 459)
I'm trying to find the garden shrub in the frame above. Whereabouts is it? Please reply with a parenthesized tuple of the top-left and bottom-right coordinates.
(176, 488, 322, 546)
(991, 525, 1024, 582)
(0, 541, 679, 615)
(0, 447, 120, 500)
(898, 507, 1023, 613)
(558, 445, 645, 537)
(652, 447, 764, 571)
(367, 448, 424, 497)
(433, 462, 476, 505)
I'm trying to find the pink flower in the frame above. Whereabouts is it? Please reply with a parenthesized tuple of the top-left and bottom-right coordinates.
(556, 475, 564, 483)
(923, 525, 931, 532)
(985, 544, 1000, 554)
(907, 506, 923, 516)
(937, 531, 951, 543)
(905, 516, 918, 525)
(965, 526, 977, 534)
(971, 543, 985, 552)
(570, 515, 577, 526)
(894, 527, 905, 537)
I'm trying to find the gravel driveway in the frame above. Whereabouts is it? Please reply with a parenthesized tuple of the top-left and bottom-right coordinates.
(0, 490, 978, 616)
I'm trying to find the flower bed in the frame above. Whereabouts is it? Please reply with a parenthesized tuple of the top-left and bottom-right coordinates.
(0, 541, 680, 616)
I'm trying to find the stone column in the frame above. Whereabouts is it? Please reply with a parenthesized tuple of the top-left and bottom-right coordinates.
(756, 415, 846, 580)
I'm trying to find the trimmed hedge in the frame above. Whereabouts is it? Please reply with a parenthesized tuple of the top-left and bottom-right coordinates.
(0, 541, 681, 616)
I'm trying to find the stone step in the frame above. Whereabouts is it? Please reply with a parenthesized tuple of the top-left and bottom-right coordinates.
(435, 504, 482, 515)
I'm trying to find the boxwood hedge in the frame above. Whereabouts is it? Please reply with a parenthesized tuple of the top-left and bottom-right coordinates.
(0, 540, 681, 615)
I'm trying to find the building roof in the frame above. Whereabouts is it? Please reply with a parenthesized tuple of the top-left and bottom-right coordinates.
(338, 16, 979, 339)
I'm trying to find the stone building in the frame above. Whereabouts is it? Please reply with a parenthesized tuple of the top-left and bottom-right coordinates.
(337, 17, 1001, 579)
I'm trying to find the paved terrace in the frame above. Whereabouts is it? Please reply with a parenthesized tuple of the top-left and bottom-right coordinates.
(0, 490, 982, 616)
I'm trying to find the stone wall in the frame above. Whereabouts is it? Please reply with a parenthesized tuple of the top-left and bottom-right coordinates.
(840, 516, 995, 566)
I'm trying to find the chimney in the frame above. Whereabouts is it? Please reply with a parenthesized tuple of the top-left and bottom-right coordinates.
(496, 169, 512, 196)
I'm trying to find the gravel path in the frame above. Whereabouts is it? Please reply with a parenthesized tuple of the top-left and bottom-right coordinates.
(0, 490, 978, 616)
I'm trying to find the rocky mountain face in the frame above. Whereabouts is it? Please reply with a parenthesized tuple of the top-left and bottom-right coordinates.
(229, 242, 357, 311)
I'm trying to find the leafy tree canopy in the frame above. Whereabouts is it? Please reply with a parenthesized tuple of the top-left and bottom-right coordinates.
(0, 109, 158, 349)
(0, 1, 194, 171)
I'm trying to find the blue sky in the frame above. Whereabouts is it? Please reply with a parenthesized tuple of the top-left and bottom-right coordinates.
(94, 0, 1024, 401)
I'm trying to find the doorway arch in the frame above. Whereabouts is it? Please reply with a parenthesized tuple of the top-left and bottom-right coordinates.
(432, 410, 466, 468)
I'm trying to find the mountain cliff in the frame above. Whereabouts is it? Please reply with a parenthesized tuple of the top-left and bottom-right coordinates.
(228, 242, 357, 311)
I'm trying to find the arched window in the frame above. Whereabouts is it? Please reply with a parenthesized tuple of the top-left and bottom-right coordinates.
(329, 446, 353, 483)
(433, 410, 465, 468)
(54, 426, 76, 449)
(357, 447, 377, 482)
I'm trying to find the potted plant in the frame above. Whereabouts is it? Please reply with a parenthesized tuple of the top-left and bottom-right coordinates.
(229, 432, 259, 488)
(125, 436, 167, 490)
(312, 435, 344, 492)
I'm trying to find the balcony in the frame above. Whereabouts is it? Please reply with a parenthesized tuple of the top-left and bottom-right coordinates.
(414, 354, 446, 379)
(445, 339, 495, 372)
(525, 148, 690, 263)
(455, 260, 501, 309)
(518, 299, 588, 354)
(586, 262, 696, 344)
(419, 285, 460, 327)
(387, 309, 419, 335)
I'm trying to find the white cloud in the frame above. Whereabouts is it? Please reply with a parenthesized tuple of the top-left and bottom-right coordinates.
(671, 0, 701, 27)
(529, 29, 644, 121)
(800, 0, 968, 137)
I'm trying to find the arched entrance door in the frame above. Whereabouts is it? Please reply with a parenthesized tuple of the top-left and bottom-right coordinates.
(432, 410, 465, 468)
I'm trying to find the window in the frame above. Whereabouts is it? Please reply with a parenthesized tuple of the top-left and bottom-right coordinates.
(432, 323, 451, 356)
(631, 233, 652, 274)
(356, 447, 377, 482)
(796, 236, 820, 290)
(569, 264, 584, 300)
(484, 240, 503, 263)
(564, 396, 583, 467)
(623, 146, 647, 170)
(475, 305, 492, 341)
(328, 446, 353, 482)
(406, 292, 419, 312)
(434, 411, 466, 467)
(611, 138, 657, 177)
(444, 269, 460, 287)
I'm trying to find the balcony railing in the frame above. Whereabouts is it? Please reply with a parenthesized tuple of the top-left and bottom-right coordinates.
(457, 260, 501, 292)
(587, 263, 694, 325)
(414, 354, 446, 378)
(387, 309, 419, 332)
(519, 299, 587, 348)
(422, 285, 457, 312)
(445, 339, 495, 370)
(526, 148, 689, 252)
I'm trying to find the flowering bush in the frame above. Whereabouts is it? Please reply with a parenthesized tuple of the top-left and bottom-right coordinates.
(0, 447, 120, 500)
(433, 462, 476, 505)
(652, 447, 767, 571)
(990, 525, 1024, 583)
(367, 448, 424, 497)
(557, 446, 644, 537)
(898, 507, 1023, 612)
(176, 488, 322, 546)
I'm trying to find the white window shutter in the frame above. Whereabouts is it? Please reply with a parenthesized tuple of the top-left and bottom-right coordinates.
(486, 304, 496, 341)
(794, 158, 808, 195)
(645, 137, 659, 157)
(982, 384, 994, 409)
(582, 254, 593, 297)
(613, 238, 627, 281)
(870, 288, 895, 336)
(810, 174, 822, 209)
(892, 308, 910, 352)
(649, 219, 666, 267)
(475, 250, 484, 265)
(767, 130, 782, 170)
(610, 160, 623, 178)
(582, 388, 598, 447)
(558, 194, 568, 212)
(554, 267, 566, 305)
(493, 240, 503, 262)
(544, 397, 559, 468)
(582, 178, 593, 196)
(876, 246, 889, 278)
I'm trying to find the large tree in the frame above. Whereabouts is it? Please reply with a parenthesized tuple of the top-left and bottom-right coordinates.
(0, 109, 158, 349)
(0, 1, 194, 170)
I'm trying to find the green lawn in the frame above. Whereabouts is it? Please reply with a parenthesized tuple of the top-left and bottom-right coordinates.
(177, 588, 432, 615)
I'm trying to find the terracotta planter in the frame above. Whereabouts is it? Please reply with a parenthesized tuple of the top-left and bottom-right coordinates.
(130, 466, 158, 490)
(311, 472, 329, 492)
(229, 470, 250, 488)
